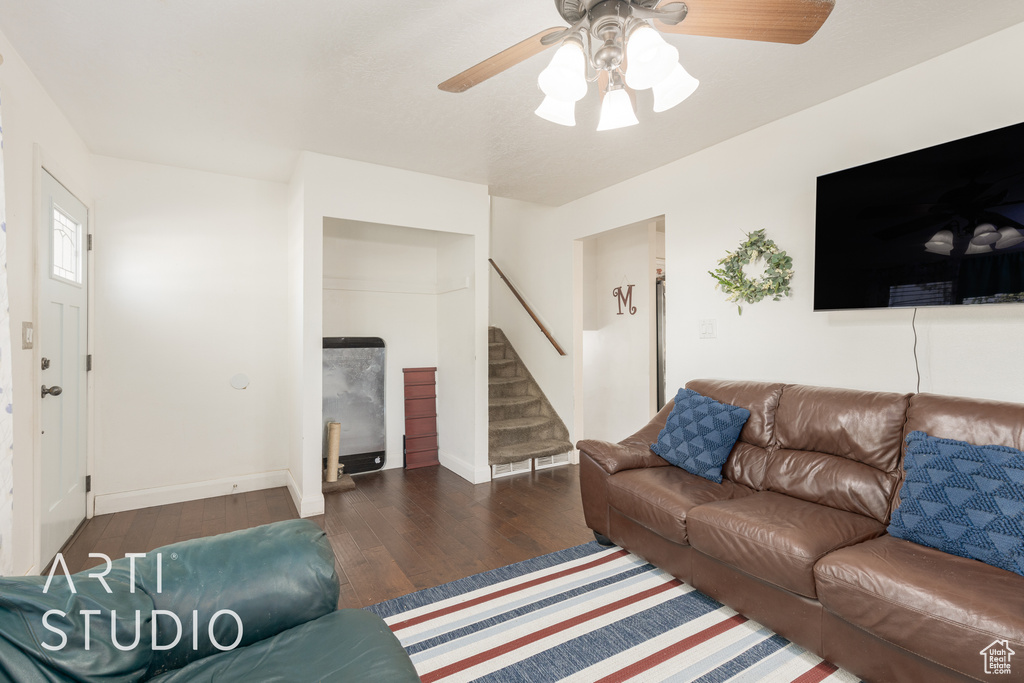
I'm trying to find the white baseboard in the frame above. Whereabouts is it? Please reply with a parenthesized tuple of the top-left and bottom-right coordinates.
(286, 470, 325, 518)
(439, 449, 491, 484)
(93, 470, 291, 516)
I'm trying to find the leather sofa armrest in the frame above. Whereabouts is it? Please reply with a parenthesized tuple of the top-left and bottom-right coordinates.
(619, 400, 675, 451)
(577, 439, 669, 475)
(576, 399, 675, 475)
(137, 519, 340, 677)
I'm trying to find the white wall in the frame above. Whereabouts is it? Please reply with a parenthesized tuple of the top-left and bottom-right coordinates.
(491, 21, 1024, 445)
(322, 220, 439, 470)
(290, 152, 491, 513)
(436, 232, 476, 474)
(581, 221, 657, 443)
(91, 156, 290, 513)
(0, 29, 94, 574)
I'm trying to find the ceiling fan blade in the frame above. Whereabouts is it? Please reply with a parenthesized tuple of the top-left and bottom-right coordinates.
(655, 0, 835, 45)
(438, 27, 565, 93)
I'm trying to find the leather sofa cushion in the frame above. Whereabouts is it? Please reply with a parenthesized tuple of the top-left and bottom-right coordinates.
(685, 379, 783, 450)
(687, 492, 885, 598)
(607, 467, 752, 545)
(905, 392, 1024, 452)
(774, 385, 910, 472)
(148, 608, 421, 682)
(815, 535, 1024, 680)
(766, 449, 898, 524)
(0, 567, 154, 682)
(685, 379, 784, 490)
(137, 519, 340, 677)
(765, 385, 910, 523)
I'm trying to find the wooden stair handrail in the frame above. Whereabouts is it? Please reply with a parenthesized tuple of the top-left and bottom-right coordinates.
(489, 259, 566, 356)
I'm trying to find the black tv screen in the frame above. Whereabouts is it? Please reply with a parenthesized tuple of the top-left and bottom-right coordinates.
(814, 122, 1024, 311)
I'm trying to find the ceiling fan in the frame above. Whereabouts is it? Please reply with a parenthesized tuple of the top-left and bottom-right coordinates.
(438, 0, 836, 130)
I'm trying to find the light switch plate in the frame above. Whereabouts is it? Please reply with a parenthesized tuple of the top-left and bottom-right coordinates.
(21, 322, 33, 349)
(699, 319, 717, 339)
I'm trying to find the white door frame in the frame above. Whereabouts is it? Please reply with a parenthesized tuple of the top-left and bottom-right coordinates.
(32, 146, 95, 573)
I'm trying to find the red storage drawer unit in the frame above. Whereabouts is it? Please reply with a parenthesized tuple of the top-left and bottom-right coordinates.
(403, 367, 439, 469)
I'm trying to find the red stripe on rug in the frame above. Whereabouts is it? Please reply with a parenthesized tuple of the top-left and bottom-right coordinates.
(593, 613, 749, 683)
(419, 578, 685, 683)
(390, 549, 629, 632)
(790, 660, 839, 683)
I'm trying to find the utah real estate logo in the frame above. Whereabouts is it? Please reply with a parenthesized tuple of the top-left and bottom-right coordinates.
(980, 640, 1015, 676)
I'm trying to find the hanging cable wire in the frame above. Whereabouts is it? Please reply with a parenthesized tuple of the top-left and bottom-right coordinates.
(912, 308, 921, 393)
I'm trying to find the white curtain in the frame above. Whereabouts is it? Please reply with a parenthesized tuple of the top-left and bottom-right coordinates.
(0, 95, 13, 576)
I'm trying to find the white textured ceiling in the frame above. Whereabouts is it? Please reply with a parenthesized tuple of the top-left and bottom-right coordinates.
(2, 1, 1023, 205)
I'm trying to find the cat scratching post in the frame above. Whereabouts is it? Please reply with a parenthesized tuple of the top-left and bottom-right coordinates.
(326, 423, 341, 482)
(323, 422, 355, 493)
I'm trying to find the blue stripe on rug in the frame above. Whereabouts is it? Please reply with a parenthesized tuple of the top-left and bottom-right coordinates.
(367, 542, 610, 620)
(681, 632, 789, 683)
(472, 591, 725, 682)
(406, 563, 659, 656)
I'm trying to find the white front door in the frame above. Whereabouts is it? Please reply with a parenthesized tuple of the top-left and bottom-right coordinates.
(38, 170, 88, 565)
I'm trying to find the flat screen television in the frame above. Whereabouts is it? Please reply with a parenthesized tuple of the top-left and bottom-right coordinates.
(814, 121, 1024, 311)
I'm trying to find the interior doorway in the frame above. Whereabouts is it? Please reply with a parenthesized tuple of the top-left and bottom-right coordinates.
(576, 217, 663, 444)
(38, 169, 89, 566)
(321, 219, 476, 475)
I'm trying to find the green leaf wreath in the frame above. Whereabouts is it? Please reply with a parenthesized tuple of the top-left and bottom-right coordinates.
(708, 229, 793, 315)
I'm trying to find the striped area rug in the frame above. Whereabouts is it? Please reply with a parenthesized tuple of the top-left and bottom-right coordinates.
(366, 542, 861, 683)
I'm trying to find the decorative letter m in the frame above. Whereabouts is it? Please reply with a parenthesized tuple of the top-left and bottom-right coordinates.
(612, 284, 637, 316)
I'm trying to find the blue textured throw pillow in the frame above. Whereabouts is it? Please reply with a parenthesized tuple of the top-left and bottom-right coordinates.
(650, 388, 750, 483)
(888, 430, 1024, 577)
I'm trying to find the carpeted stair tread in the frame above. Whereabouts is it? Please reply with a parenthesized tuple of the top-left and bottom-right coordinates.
(490, 416, 551, 431)
(490, 439, 574, 465)
(490, 396, 539, 408)
(489, 376, 527, 387)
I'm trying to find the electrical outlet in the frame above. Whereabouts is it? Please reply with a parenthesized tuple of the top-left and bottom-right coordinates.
(22, 322, 33, 349)
(699, 319, 718, 339)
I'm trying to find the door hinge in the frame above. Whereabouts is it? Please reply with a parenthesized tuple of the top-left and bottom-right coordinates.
(85, 475, 91, 493)
(87, 234, 93, 251)
(86, 354, 92, 371)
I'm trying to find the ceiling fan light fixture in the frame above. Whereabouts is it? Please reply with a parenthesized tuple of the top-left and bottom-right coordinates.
(535, 94, 577, 126)
(625, 26, 678, 90)
(537, 40, 588, 102)
(652, 61, 699, 113)
(597, 87, 638, 131)
(995, 226, 1024, 249)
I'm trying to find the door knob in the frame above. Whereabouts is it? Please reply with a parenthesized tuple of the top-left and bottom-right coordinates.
(41, 385, 63, 398)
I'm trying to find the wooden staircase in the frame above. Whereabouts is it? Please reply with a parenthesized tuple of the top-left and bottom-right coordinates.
(488, 327, 572, 476)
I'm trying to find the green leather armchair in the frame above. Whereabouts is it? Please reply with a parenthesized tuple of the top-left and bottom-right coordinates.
(0, 519, 420, 682)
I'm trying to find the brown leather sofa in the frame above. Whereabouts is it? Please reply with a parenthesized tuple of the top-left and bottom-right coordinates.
(578, 379, 1024, 683)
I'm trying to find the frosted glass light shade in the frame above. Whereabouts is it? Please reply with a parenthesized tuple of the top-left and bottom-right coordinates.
(625, 26, 677, 90)
(971, 223, 1000, 245)
(966, 241, 993, 255)
(538, 42, 587, 102)
(925, 229, 954, 255)
(996, 226, 1024, 249)
(652, 62, 699, 112)
(535, 95, 577, 126)
(597, 88, 639, 131)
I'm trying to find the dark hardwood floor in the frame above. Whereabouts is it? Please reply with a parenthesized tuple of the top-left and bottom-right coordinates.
(60, 464, 593, 608)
